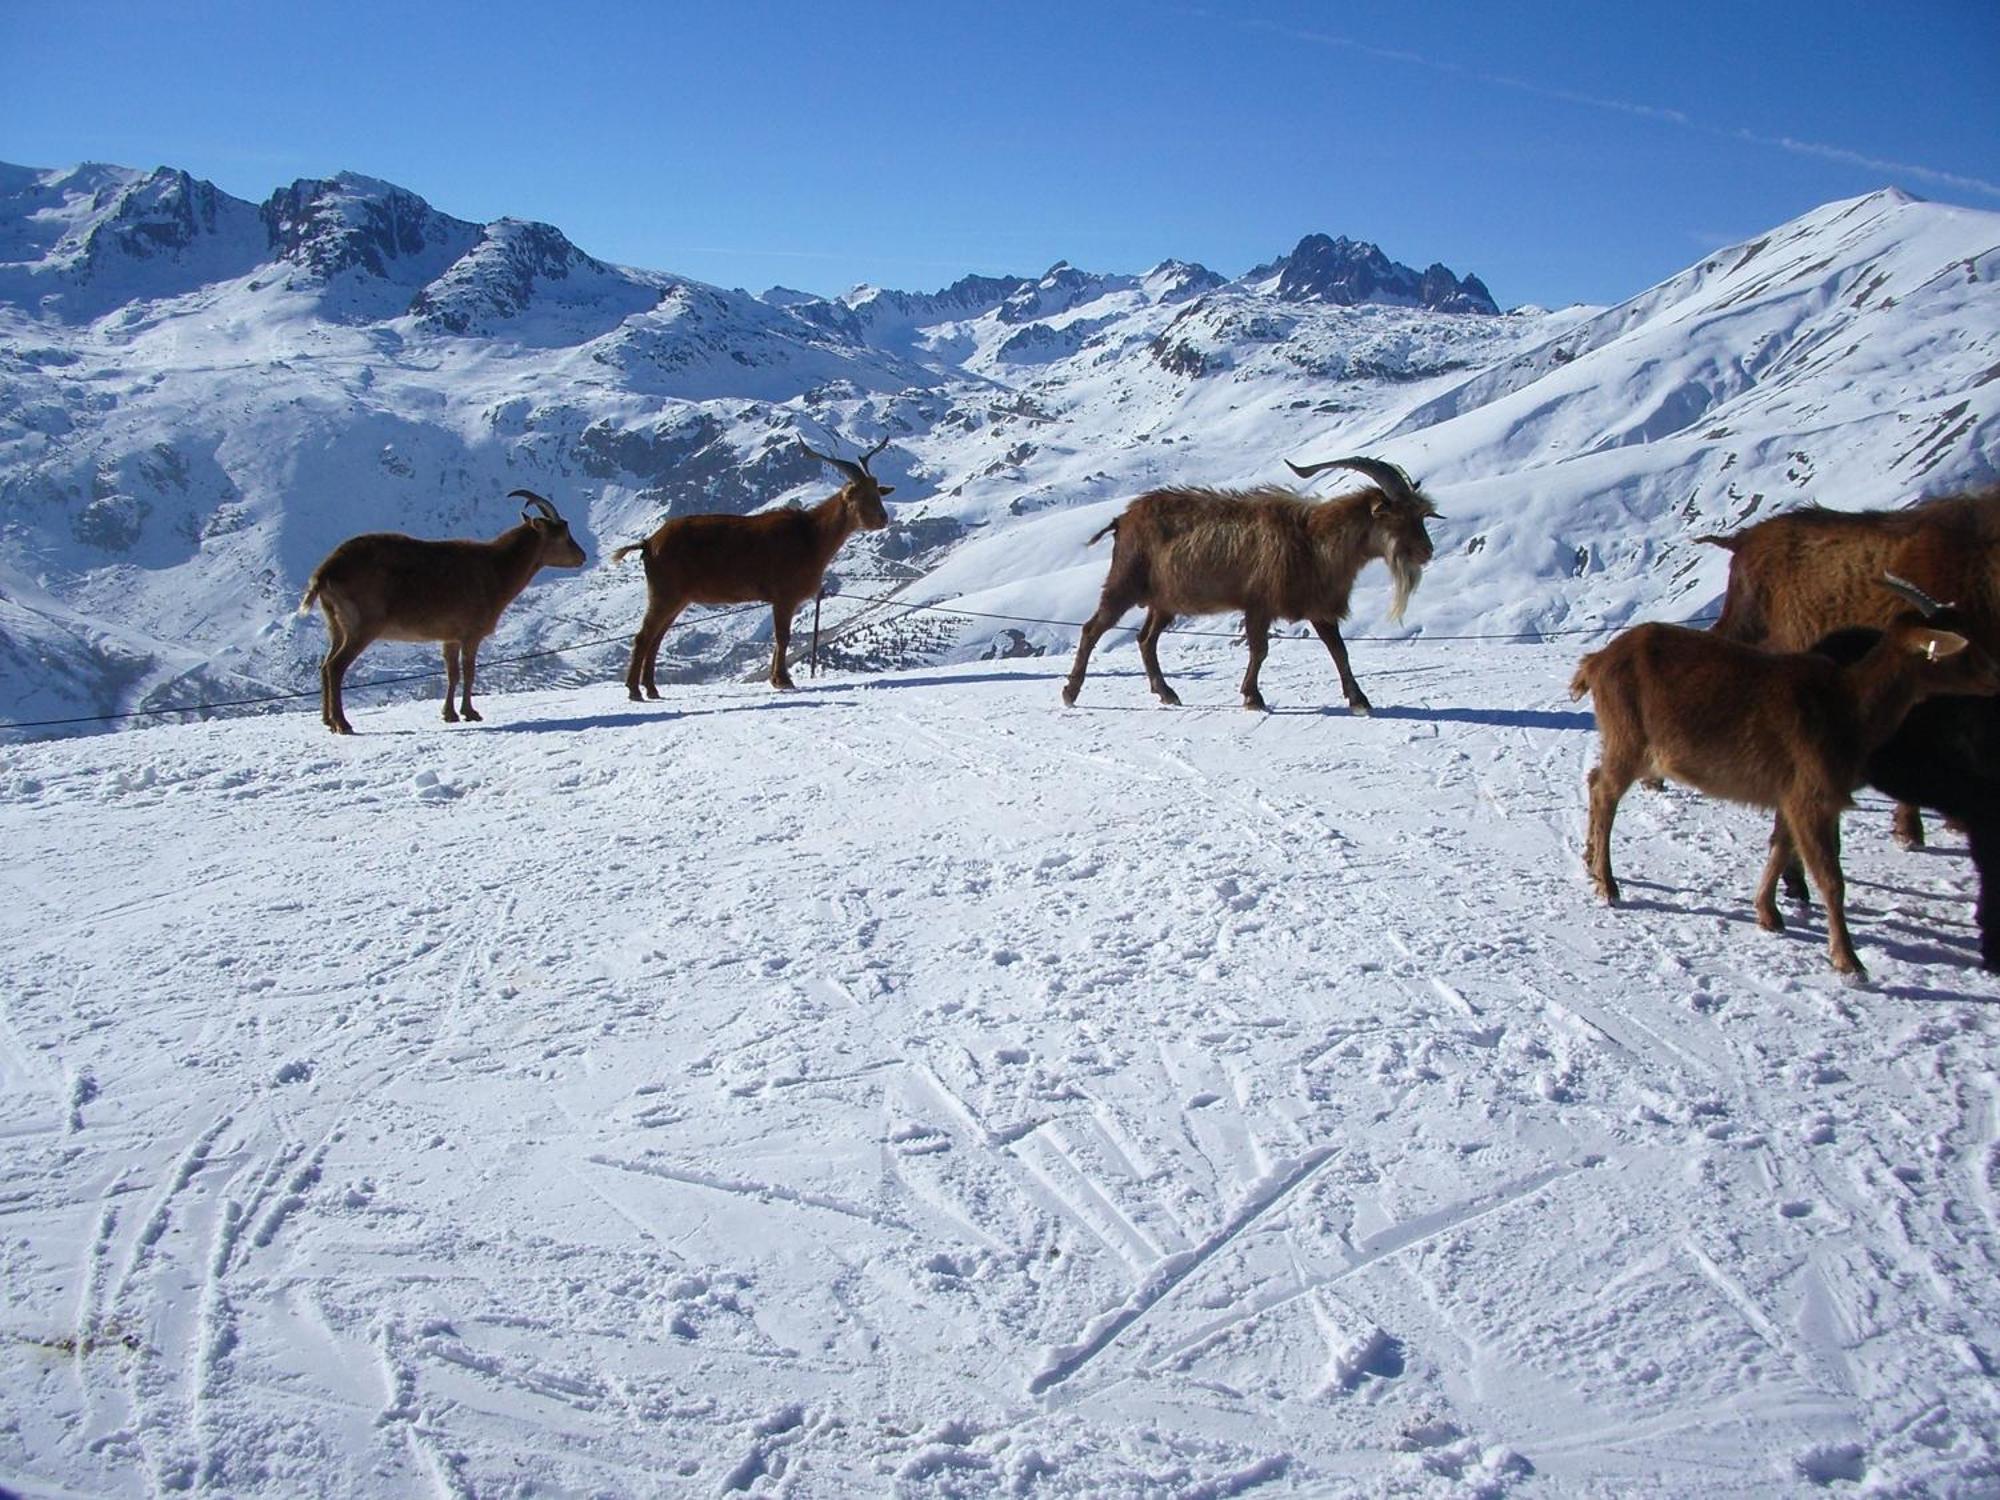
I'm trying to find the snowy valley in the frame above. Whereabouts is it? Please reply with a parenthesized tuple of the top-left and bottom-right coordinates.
(4, 160, 2000, 1498)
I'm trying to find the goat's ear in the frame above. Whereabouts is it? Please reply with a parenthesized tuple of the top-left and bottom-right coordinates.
(878, 485, 896, 497)
(1370, 495, 1389, 515)
(1911, 629, 1969, 661)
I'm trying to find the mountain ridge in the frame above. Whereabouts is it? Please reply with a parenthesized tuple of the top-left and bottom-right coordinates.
(1, 162, 1995, 736)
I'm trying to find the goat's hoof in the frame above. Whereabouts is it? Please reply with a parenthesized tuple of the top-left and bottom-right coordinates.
(1594, 881, 1620, 906)
(772, 677, 796, 692)
(1153, 688, 1182, 707)
(1893, 806, 1925, 849)
(462, 707, 482, 722)
(1242, 694, 1268, 712)
(1833, 955, 1867, 982)
(1756, 907, 1784, 933)
(1348, 699, 1373, 717)
(442, 710, 458, 724)
(645, 687, 662, 701)
(1061, 684, 1080, 707)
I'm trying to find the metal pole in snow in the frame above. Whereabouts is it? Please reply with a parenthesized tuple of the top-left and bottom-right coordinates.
(811, 591, 823, 677)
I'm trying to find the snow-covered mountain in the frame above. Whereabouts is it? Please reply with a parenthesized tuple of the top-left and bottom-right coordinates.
(1, 162, 1996, 735)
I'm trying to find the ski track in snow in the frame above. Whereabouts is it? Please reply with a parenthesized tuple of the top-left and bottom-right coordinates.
(3, 639, 1999, 1496)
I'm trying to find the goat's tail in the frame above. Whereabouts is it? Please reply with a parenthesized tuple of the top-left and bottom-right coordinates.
(612, 540, 649, 564)
(1086, 518, 1118, 547)
(297, 576, 323, 617)
(1569, 653, 1598, 702)
(1693, 533, 1741, 552)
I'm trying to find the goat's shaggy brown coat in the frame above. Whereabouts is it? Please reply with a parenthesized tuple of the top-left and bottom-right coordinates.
(1062, 478, 1437, 712)
(1701, 487, 2000, 845)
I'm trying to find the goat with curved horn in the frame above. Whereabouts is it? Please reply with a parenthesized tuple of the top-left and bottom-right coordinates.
(1063, 452, 1442, 713)
(614, 434, 895, 698)
(299, 490, 587, 732)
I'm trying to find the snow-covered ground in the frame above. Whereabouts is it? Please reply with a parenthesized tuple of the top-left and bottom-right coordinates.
(4, 634, 1997, 1496)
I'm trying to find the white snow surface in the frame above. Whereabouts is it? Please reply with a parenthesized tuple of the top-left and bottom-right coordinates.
(4, 637, 1999, 1496)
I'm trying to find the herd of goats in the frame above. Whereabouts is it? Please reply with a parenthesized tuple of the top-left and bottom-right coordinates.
(297, 437, 2000, 982)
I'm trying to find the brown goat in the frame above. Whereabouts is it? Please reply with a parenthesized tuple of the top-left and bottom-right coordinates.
(614, 437, 893, 699)
(1571, 577, 2000, 977)
(299, 490, 587, 734)
(1700, 487, 2000, 846)
(1061, 456, 1439, 712)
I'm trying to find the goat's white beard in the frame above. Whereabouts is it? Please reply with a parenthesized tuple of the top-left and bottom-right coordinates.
(1385, 550, 1425, 624)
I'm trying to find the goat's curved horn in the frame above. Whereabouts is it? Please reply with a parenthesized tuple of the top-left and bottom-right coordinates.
(1287, 456, 1420, 506)
(858, 433, 892, 470)
(510, 489, 562, 521)
(799, 438, 868, 486)
(1881, 572, 1954, 616)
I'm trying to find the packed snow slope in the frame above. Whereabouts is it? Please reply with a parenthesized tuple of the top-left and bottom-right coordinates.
(4, 638, 1999, 1496)
(3, 163, 1996, 734)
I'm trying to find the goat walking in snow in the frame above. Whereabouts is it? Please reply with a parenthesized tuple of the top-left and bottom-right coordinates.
(1061, 456, 1440, 712)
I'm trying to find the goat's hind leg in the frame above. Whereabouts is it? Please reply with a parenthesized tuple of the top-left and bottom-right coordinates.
(323, 633, 369, 736)
(1063, 597, 1134, 707)
(1756, 813, 1798, 931)
(626, 595, 685, 702)
(1585, 762, 1637, 904)
(1137, 609, 1180, 706)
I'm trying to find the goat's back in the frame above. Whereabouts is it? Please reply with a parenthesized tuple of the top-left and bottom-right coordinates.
(1710, 489, 2000, 649)
(1583, 623, 1859, 806)
(1115, 486, 1341, 618)
(638, 505, 826, 604)
(310, 531, 522, 640)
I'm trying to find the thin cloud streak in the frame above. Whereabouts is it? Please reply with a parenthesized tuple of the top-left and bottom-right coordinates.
(1246, 18, 1999, 200)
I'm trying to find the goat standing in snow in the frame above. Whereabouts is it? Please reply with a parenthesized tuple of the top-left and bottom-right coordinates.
(614, 436, 893, 699)
(300, 490, 586, 734)
(1571, 576, 2000, 977)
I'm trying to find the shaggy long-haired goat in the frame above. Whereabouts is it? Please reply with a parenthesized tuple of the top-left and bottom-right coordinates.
(613, 437, 893, 699)
(299, 490, 586, 734)
(1061, 456, 1440, 712)
(1699, 486, 2000, 847)
(1571, 576, 2000, 977)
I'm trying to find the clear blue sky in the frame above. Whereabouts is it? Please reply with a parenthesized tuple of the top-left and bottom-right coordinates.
(4, 1, 1996, 309)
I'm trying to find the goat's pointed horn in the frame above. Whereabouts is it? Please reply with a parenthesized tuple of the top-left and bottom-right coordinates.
(1286, 456, 1420, 506)
(858, 433, 891, 471)
(509, 489, 561, 521)
(799, 437, 867, 486)
(1881, 572, 1953, 616)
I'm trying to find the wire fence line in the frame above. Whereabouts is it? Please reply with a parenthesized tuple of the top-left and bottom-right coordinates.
(0, 586, 1710, 735)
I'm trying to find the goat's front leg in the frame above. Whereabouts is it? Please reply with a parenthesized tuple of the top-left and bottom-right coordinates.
(442, 642, 463, 722)
(1239, 613, 1272, 711)
(770, 602, 797, 690)
(1310, 618, 1370, 715)
(459, 636, 483, 721)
